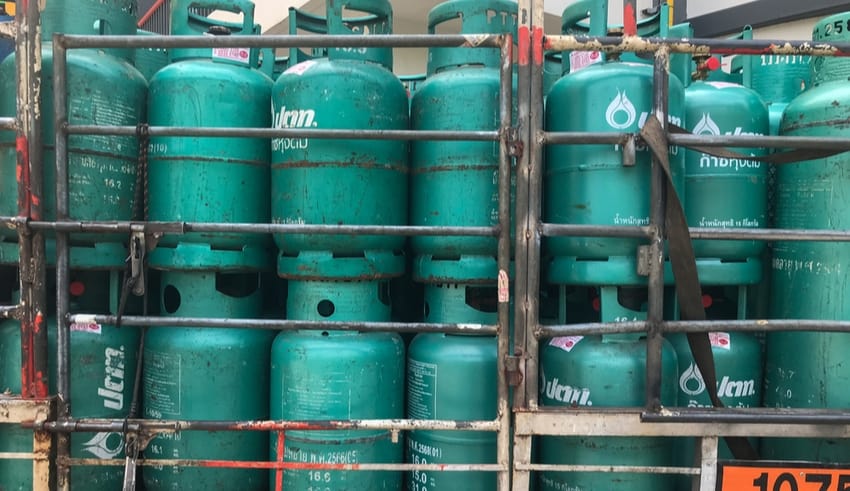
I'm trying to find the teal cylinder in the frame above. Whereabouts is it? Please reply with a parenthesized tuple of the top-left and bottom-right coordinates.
(410, 0, 516, 283)
(146, 0, 273, 270)
(544, 60, 685, 285)
(750, 54, 810, 105)
(0, 46, 146, 267)
(407, 284, 497, 491)
(41, 0, 137, 60)
(142, 271, 272, 490)
(134, 29, 169, 81)
(271, 0, 408, 280)
(684, 81, 769, 265)
(763, 17, 850, 461)
(539, 286, 678, 491)
(271, 279, 404, 490)
(810, 13, 850, 86)
(0, 273, 141, 490)
(539, 336, 678, 490)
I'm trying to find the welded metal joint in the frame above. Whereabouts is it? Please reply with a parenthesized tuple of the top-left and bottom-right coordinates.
(507, 127, 524, 158)
(636, 244, 653, 277)
(505, 355, 524, 387)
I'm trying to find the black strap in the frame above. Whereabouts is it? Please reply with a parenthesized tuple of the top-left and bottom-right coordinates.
(668, 124, 846, 165)
(641, 116, 759, 461)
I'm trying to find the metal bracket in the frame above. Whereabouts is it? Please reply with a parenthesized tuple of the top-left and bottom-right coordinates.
(128, 232, 146, 297)
(505, 355, 523, 387)
(622, 136, 637, 167)
(636, 245, 652, 277)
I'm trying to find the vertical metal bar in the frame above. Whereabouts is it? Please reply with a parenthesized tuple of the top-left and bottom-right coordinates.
(525, 0, 545, 412)
(52, 33, 72, 491)
(645, 47, 670, 411)
(274, 430, 285, 491)
(17, 0, 49, 402)
(512, 0, 535, 485)
(697, 436, 719, 491)
(496, 33, 513, 491)
(32, 404, 54, 491)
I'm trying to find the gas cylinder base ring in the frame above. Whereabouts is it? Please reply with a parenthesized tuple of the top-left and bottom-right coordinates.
(413, 254, 513, 285)
(547, 254, 676, 286)
(0, 240, 127, 269)
(147, 242, 274, 272)
(695, 257, 762, 286)
(277, 250, 405, 280)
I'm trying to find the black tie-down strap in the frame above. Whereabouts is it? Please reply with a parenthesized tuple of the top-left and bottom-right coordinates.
(640, 116, 759, 461)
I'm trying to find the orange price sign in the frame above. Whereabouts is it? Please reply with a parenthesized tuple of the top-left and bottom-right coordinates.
(719, 461, 850, 491)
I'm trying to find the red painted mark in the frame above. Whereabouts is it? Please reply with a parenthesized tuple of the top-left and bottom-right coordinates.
(623, 3, 637, 37)
(33, 312, 43, 333)
(16, 135, 29, 216)
(702, 294, 713, 309)
(518, 26, 530, 66)
(34, 370, 48, 398)
(275, 431, 285, 491)
(532, 27, 544, 66)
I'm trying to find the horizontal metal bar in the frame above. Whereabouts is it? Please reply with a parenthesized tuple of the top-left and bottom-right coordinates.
(0, 304, 19, 319)
(22, 220, 498, 238)
(68, 315, 498, 334)
(643, 409, 850, 426)
(41, 418, 501, 433)
(0, 452, 38, 460)
(0, 117, 16, 131)
(545, 34, 850, 57)
(540, 131, 632, 145)
(536, 319, 850, 337)
(515, 410, 850, 438)
(64, 457, 504, 472)
(57, 33, 502, 50)
(66, 124, 500, 142)
(515, 463, 699, 475)
(540, 223, 653, 239)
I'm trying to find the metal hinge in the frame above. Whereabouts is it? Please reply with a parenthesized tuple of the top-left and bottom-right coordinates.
(637, 245, 652, 277)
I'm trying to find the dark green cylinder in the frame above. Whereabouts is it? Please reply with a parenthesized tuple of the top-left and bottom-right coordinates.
(271, 279, 404, 490)
(684, 81, 769, 265)
(763, 13, 850, 462)
(271, 0, 408, 280)
(0, 45, 146, 267)
(410, 0, 517, 283)
(407, 284, 497, 491)
(142, 271, 272, 490)
(147, 0, 272, 270)
(0, 273, 141, 490)
(539, 286, 678, 491)
(544, 60, 685, 285)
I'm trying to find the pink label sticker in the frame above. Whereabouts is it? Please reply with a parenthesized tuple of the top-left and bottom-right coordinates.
(284, 59, 318, 76)
(709, 332, 731, 350)
(212, 47, 250, 64)
(70, 322, 101, 334)
(549, 336, 584, 352)
(569, 50, 602, 73)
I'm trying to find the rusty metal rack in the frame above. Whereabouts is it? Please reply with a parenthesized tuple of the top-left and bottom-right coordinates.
(4, 0, 850, 490)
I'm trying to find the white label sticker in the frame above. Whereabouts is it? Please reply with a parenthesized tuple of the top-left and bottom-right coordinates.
(569, 50, 602, 72)
(212, 47, 250, 64)
(549, 336, 584, 352)
(709, 332, 731, 350)
(70, 321, 101, 334)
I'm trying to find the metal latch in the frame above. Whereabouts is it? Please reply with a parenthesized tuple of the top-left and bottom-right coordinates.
(129, 232, 146, 297)
(122, 433, 139, 491)
(505, 355, 523, 387)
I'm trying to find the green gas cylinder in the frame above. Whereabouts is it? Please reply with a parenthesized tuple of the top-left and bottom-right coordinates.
(271, 0, 408, 280)
(0, 272, 141, 490)
(539, 286, 678, 491)
(407, 283, 498, 491)
(271, 279, 404, 490)
(764, 11, 850, 463)
(684, 80, 769, 268)
(545, 0, 685, 285)
(142, 271, 273, 490)
(146, 0, 273, 270)
(0, 0, 146, 268)
(409, 0, 517, 283)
